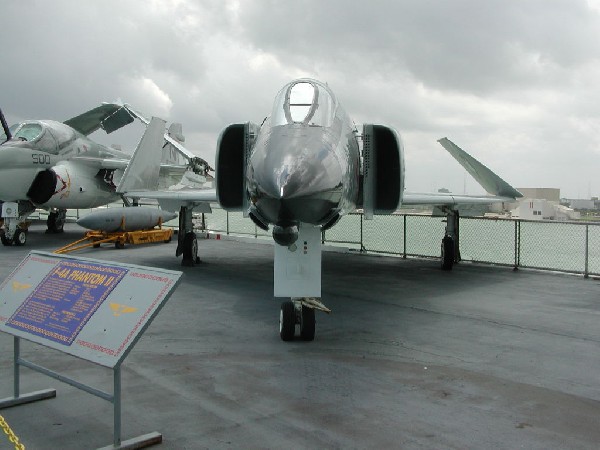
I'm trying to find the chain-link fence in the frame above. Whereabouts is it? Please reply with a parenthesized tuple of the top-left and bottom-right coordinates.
(46, 205, 598, 276)
(206, 207, 600, 277)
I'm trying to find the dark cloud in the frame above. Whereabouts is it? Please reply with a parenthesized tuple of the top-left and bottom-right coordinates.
(236, 0, 600, 93)
(1, 0, 599, 197)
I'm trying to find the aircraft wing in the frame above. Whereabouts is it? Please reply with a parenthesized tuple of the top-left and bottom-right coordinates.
(64, 103, 134, 136)
(402, 192, 516, 206)
(124, 105, 214, 171)
(437, 138, 522, 199)
(113, 116, 217, 211)
(399, 138, 522, 209)
(124, 188, 217, 203)
(68, 156, 130, 170)
(123, 188, 218, 214)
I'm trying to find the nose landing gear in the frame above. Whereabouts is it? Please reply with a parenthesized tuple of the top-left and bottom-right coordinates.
(279, 298, 330, 342)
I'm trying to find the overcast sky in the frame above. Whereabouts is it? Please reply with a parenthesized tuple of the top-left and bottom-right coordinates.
(2, 0, 599, 198)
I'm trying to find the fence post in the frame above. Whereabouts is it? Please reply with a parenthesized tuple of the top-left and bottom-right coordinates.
(226, 212, 230, 235)
(584, 224, 589, 279)
(360, 213, 364, 252)
(403, 215, 407, 259)
(513, 220, 520, 271)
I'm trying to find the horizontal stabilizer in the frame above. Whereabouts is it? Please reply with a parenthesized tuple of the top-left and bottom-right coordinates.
(438, 138, 522, 199)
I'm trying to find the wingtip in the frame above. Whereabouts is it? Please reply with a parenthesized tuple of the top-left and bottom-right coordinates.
(437, 137, 521, 199)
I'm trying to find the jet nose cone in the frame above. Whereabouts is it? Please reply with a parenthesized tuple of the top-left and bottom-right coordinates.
(252, 148, 343, 201)
(250, 149, 344, 225)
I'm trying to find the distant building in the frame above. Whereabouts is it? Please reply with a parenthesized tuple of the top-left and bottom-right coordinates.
(517, 188, 560, 202)
(505, 188, 581, 221)
(511, 198, 580, 221)
(569, 199, 595, 210)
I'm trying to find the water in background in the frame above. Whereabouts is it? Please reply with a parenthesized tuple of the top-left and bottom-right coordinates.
(206, 207, 600, 276)
(53, 205, 599, 276)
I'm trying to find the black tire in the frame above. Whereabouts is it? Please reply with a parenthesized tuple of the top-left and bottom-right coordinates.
(279, 301, 296, 341)
(441, 235, 454, 271)
(181, 232, 198, 267)
(46, 211, 65, 234)
(300, 305, 315, 341)
(13, 229, 27, 246)
(1, 231, 12, 246)
(115, 241, 125, 249)
(93, 243, 101, 248)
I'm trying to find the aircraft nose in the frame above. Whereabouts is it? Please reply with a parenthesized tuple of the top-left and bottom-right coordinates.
(252, 131, 343, 199)
(254, 148, 343, 198)
(250, 129, 344, 225)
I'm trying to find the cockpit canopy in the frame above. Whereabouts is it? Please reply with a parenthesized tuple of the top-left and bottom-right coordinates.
(271, 79, 337, 127)
(14, 123, 43, 141)
(2, 120, 76, 155)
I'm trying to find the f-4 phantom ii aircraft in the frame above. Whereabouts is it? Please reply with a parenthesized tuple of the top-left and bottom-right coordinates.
(125, 78, 522, 342)
(0, 104, 206, 246)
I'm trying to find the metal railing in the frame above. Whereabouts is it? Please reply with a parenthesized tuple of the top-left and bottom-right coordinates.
(35, 205, 596, 277)
(204, 207, 600, 278)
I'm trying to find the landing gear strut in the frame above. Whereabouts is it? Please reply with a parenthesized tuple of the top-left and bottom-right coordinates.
(1, 201, 33, 246)
(1, 226, 27, 246)
(441, 209, 460, 271)
(279, 298, 330, 342)
(176, 205, 200, 266)
(46, 209, 67, 234)
(441, 235, 455, 270)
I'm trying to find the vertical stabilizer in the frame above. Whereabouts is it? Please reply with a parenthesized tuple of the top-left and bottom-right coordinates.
(117, 117, 166, 193)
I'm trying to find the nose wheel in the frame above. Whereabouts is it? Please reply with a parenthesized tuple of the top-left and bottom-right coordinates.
(279, 298, 329, 342)
(279, 301, 296, 341)
(1, 227, 27, 246)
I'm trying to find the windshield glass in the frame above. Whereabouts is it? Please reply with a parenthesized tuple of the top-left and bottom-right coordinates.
(9, 122, 60, 154)
(13, 123, 43, 141)
(271, 80, 336, 127)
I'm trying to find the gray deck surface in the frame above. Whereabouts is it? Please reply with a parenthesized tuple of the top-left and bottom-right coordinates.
(0, 222, 599, 449)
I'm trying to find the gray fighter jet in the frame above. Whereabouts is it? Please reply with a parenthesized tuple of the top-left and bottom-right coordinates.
(125, 78, 522, 341)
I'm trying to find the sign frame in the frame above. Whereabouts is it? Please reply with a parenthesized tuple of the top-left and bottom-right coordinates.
(0, 251, 183, 449)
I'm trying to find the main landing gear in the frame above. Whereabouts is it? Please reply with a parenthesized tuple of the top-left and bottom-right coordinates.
(46, 208, 67, 234)
(176, 205, 200, 266)
(440, 209, 460, 271)
(441, 234, 455, 270)
(279, 298, 331, 342)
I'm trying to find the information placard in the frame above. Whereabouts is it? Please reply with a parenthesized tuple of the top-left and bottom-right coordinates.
(0, 251, 182, 368)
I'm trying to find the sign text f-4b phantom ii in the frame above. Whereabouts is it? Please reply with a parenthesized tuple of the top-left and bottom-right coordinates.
(127, 78, 522, 342)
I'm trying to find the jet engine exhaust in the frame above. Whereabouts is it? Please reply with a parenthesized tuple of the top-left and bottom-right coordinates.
(272, 224, 298, 247)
